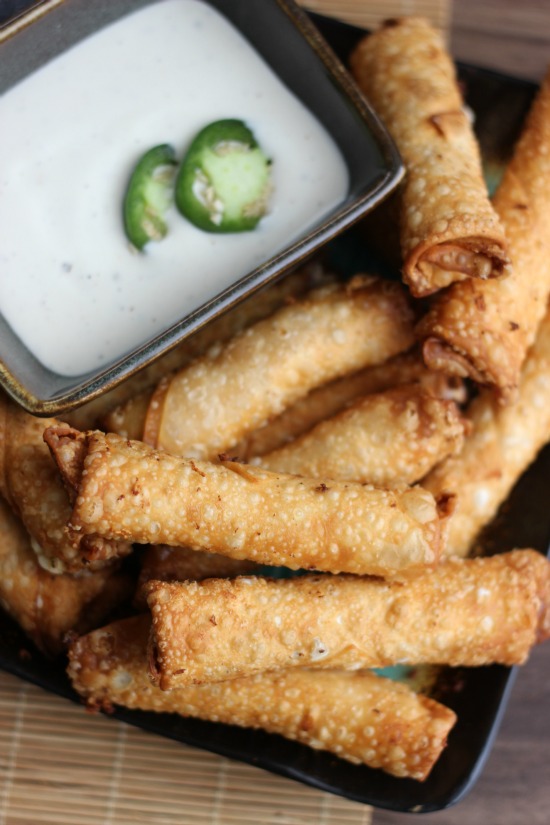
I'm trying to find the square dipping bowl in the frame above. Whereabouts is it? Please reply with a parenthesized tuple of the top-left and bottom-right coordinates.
(0, 0, 403, 415)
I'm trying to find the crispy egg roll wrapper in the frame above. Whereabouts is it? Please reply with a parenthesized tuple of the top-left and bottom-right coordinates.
(68, 614, 456, 781)
(142, 276, 416, 459)
(256, 385, 465, 486)
(0, 496, 132, 656)
(103, 390, 152, 441)
(236, 349, 467, 460)
(350, 18, 509, 298)
(45, 428, 445, 577)
(0, 396, 131, 573)
(417, 70, 550, 397)
(108, 348, 465, 457)
(134, 545, 259, 610)
(423, 306, 550, 557)
(146, 550, 550, 688)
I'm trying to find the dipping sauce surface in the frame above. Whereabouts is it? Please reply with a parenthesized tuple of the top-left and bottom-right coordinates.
(0, 0, 348, 376)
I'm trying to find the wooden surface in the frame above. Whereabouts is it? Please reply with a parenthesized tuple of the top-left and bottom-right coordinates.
(301, 0, 450, 31)
(451, 0, 550, 81)
(303, 0, 550, 82)
(1, 1, 550, 824)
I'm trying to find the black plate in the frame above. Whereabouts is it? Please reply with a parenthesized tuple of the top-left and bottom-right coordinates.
(0, 11, 547, 815)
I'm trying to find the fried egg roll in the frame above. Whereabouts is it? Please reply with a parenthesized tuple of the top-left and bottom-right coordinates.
(68, 614, 456, 781)
(417, 69, 550, 398)
(44, 428, 446, 577)
(423, 305, 550, 557)
(255, 385, 465, 486)
(350, 18, 509, 298)
(106, 348, 465, 457)
(141, 276, 416, 459)
(134, 545, 259, 610)
(235, 349, 467, 460)
(0, 395, 131, 573)
(146, 550, 550, 688)
(0, 496, 132, 656)
(103, 390, 152, 441)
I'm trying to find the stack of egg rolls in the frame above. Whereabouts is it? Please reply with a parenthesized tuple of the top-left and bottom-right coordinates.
(68, 614, 457, 782)
(417, 68, 550, 398)
(5, 19, 550, 791)
(106, 275, 416, 456)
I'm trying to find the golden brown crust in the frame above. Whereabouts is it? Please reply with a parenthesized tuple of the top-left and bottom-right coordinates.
(142, 276, 415, 460)
(235, 348, 467, 460)
(145, 550, 550, 688)
(350, 18, 509, 297)
(257, 384, 465, 486)
(142, 375, 170, 448)
(67, 614, 456, 781)
(41, 424, 86, 501)
(423, 306, 550, 557)
(0, 397, 131, 573)
(416, 70, 550, 397)
(102, 389, 153, 441)
(133, 544, 259, 610)
(0, 495, 132, 656)
(45, 428, 444, 576)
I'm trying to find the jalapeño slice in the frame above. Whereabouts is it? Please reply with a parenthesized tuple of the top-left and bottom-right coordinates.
(123, 144, 177, 250)
(175, 119, 272, 233)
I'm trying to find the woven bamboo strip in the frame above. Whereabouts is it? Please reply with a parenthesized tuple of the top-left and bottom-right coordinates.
(0, 671, 372, 825)
(299, 0, 451, 32)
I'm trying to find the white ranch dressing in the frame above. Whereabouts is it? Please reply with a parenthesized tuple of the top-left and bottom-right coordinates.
(0, 0, 348, 376)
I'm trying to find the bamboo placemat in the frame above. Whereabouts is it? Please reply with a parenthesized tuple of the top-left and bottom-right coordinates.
(300, 0, 450, 31)
(0, 2, 449, 824)
(0, 671, 372, 825)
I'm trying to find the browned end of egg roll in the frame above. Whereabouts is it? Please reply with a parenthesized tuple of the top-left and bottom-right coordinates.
(417, 68, 550, 398)
(67, 614, 457, 781)
(0, 394, 131, 573)
(350, 18, 509, 297)
(423, 304, 550, 557)
(0, 495, 132, 656)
